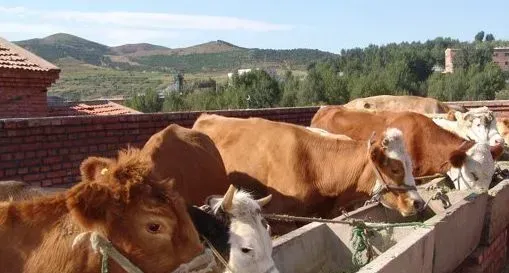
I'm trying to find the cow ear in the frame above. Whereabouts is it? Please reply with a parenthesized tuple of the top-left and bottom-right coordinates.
(370, 145, 388, 166)
(454, 111, 465, 122)
(490, 144, 505, 160)
(446, 110, 457, 121)
(80, 157, 113, 183)
(66, 182, 118, 230)
(449, 150, 467, 168)
(205, 195, 223, 210)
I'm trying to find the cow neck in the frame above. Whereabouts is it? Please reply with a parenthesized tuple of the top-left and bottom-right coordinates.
(305, 137, 377, 200)
(409, 119, 473, 176)
(435, 140, 476, 175)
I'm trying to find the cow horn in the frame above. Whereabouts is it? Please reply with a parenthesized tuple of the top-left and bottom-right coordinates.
(222, 184, 236, 213)
(256, 194, 272, 207)
(382, 137, 389, 148)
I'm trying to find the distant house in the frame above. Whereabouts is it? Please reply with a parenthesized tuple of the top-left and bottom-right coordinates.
(444, 47, 509, 73)
(0, 36, 139, 118)
(48, 99, 141, 117)
(227, 68, 255, 80)
(492, 47, 509, 71)
(444, 48, 459, 73)
(0, 36, 60, 118)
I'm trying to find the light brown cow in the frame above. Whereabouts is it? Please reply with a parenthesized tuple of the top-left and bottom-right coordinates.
(497, 118, 509, 145)
(343, 95, 467, 113)
(0, 147, 215, 273)
(310, 106, 504, 190)
(141, 124, 230, 205)
(193, 113, 425, 235)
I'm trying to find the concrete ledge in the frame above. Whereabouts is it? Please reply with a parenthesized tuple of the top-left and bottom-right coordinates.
(270, 187, 489, 273)
(427, 190, 489, 273)
(358, 226, 435, 273)
(271, 202, 433, 273)
(482, 179, 509, 245)
(272, 222, 344, 273)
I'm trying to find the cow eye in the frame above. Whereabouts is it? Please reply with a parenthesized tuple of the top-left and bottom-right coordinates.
(471, 172, 479, 181)
(391, 168, 401, 174)
(241, 247, 253, 254)
(261, 218, 268, 228)
(147, 223, 161, 233)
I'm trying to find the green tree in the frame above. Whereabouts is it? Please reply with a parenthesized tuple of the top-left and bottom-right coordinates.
(224, 70, 281, 109)
(475, 31, 485, 42)
(315, 62, 349, 104)
(453, 44, 494, 71)
(124, 89, 163, 113)
(465, 63, 505, 100)
(280, 70, 300, 107)
(486, 34, 495, 42)
(162, 92, 188, 111)
(427, 72, 467, 101)
(297, 67, 326, 105)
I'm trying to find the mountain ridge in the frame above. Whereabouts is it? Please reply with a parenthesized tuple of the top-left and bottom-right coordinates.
(12, 33, 338, 73)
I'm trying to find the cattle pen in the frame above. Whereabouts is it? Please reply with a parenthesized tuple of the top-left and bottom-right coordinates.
(3, 99, 509, 272)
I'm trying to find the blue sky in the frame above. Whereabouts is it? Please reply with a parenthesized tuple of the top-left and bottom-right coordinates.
(1, 0, 508, 53)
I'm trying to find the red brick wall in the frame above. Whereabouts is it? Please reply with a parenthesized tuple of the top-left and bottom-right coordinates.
(455, 229, 508, 273)
(0, 87, 48, 118)
(492, 49, 509, 72)
(0, 107, 319, 187)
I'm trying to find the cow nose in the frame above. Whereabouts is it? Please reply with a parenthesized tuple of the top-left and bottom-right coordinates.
(413, 199, 425, 211)
(496, 138, 505, 146)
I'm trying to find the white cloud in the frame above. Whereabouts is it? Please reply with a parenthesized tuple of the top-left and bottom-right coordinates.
(0, 6, 294, 32)
(0, 22, 67, 38)
(0, 6, 27, 14)
(87, 28, 180, 46)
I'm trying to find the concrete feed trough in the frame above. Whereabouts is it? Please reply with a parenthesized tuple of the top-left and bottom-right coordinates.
(271, 185, 488, 273)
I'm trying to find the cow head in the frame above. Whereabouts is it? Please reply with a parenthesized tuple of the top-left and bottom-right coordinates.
(368, 128, 425, 217)
(67, 149, 213, 273)
(496, 118, 509, 147)
(206, 185, 279, 273)
(453, 107, 504, 147)
(447, 140, 498, 190)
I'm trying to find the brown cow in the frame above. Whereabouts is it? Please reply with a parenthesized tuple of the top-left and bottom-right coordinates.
(343, 95, 467, 113)
(496, 118, 509, 146)
(310, 106, 503, 190)
(0, 147, 215, 273)
(141, 124, 230, 205)
(193, 114, 425, 235)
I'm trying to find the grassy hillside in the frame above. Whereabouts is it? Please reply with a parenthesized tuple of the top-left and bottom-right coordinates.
(13, 33, 336, 100)
(137, 48, 336, 73)
(48, 59, 173, 101)
(15, 33, 111, 66)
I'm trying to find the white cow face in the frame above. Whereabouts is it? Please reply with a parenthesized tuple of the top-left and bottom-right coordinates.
(455, 107, 504, 146)
(447, 142, 498, 190)
(208, 185, 279, 273)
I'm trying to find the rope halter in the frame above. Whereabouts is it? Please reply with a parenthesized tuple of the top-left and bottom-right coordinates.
(72, 231, 217, 273)
(365, 132, 417, 205)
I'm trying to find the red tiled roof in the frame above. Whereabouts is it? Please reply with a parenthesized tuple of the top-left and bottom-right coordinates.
(0, 37, 60, 72)
(48, 101, 141, 117)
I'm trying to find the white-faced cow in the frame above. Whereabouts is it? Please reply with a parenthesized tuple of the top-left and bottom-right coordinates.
(200, 184, 278, 273)
(310, 106, 504, 190)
